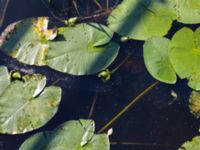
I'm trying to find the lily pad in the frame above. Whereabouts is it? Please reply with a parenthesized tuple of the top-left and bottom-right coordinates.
(46, 23, 120, 75)
(19, 119, 110, 150)
(169, 27, 200, 90)
(0, 17, 57, 66)
(179, 135, 200, 150)
(143, 37, 176, 84)
(0, 66, 62, 134)
(107, 0, 176, 40)
(174, 0, 200, 24)
(189, 91, 200, 118)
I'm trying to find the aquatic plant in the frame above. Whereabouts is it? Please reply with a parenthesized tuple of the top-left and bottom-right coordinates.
(1, 0, 200, 149)
(20, 119, 110, 150)
(0, 66, 61, 134)
(179, 135, 200, 150)
(143, 27, 200, 90)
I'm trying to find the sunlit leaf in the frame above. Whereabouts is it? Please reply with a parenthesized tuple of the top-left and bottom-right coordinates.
(0, 17, 57, 66)
(19, 119, 110, 150)
(169, 27, 200, 90)
(0, 66, 62, 134)
(143, 37, 176, 84)
(46, 23, 120, 75)
(107, 0, 176, 40)
(174, 0, 200, 24)
(179, 135, 200, 150)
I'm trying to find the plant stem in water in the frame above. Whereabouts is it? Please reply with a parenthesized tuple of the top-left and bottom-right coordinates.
(0, 0, 10, 27)
(98, 81, 160, 133)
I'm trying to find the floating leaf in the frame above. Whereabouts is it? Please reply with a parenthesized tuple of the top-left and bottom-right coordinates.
(179, 135, 200, 150)
(143, 37, 176, 84)
(20, 119, 110, 150)
(0, 17, 57, 66)
(169, 27, 200, 90)
(46, 23, 120, 75)
(107, 0, 176, 40)
(189, 91, 200, 118)
(0, 66, 10, 95)
(174, 0, 200, 24)
(0, 66, 62, 134)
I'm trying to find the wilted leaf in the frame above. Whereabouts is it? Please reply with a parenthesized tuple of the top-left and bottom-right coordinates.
(189, 91, 200, 118)
(19, 119, 110, 150)
(0, 66, 62, 134)
(0, 17, 57, 66)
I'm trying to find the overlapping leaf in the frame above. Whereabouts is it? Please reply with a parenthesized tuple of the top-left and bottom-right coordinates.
(20, 119, 110, 150)
(0, 66, 62, 134)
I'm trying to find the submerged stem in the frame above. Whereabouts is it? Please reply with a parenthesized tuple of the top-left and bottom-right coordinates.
(111, 142, 177, 148)
(98, 81, 159, 133)
(110, 53, 132, 74)
(0, 0, 10, 27)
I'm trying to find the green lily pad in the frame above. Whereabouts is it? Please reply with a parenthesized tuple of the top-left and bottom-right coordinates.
(179, 135, 200, 150)
(169, 27, 200, 90)
(19, 119, 110, 150)
(189, 91, 200, 118)
(107, 0, 176, 40)
(143, 37, 176, 84)
(0, 17, 57, 66)
(174, 0, 200, 24)
(0, 66, 62, 134)
(46, 23, 120, 75)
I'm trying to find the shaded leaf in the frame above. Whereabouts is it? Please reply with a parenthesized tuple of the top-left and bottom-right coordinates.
(143, 37, 176, 84)
(20, 119, 110, 150)
(46, 23, 119, 75)
(0, 66, 62, 134)
(108, 0, 176, 40)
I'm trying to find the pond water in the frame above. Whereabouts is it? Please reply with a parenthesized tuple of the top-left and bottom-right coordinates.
(0, 0, 200, 150)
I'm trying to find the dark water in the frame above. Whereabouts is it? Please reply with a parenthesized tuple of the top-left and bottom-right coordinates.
(0, 0, 200, 150)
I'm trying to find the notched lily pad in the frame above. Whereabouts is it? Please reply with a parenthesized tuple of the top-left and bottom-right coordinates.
(169, 27, 200, 90)
(0, 17, 57, 66)
(143, 37, 176, 84)
(19, 119, 110, 150)
(179, 135, 200, 150)
(0, 66, 62, 134)
(46, 23, 120, 75)
(189, 91, 200, 118)
(108, 0, 176, 40)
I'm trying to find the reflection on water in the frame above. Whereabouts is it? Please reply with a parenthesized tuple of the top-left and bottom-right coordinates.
(0, 1, 200, 150)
